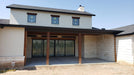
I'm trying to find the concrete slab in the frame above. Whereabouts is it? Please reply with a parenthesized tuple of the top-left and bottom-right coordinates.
(26, 57, 113, 67)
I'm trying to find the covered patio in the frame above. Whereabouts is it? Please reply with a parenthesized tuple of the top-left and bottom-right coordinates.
(23, 25, 121, 66)
(26, 57, 111, 66)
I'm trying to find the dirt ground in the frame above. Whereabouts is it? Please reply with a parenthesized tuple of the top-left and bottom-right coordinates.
(0, 63, 134, 75)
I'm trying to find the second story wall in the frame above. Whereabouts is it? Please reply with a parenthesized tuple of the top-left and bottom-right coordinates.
(10, 9, 92, 29)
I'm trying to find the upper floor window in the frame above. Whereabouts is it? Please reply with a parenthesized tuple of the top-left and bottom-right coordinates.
(51, 15, 59, 24)
(72, 17, 80, 26)
(27, 13, 37, 23)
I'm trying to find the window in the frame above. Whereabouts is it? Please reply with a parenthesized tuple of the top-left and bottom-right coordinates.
(27, 13, 37, 23)
(51, 15, 59, 24)
(72, 17, 80, 25)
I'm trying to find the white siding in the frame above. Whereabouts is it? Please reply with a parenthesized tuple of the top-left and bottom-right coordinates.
(0, 27, 25, 56)
(116, 35, 134, 64)
(10, 9, 92, 29)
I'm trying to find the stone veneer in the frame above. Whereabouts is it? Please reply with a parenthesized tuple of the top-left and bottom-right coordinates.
(0, 56, 24, 69)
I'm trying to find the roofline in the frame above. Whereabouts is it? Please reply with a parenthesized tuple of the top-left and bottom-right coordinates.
(6, 6, 95, 16)
(0, 23, 122, 35)
(115, 33, 134, 36)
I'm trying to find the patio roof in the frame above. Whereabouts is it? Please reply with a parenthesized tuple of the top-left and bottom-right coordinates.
(0, 23, 122, 35)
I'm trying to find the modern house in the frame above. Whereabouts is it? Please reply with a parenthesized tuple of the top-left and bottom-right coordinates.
(0, 4, 121, 68)
(114, 24, 134, 65)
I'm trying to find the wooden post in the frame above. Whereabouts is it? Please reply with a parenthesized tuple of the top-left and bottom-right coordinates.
(78, 33, 82, 64)
(114, 35, 117, 62)
(46, 32, 50, 65)
(24, 30, 27, 65)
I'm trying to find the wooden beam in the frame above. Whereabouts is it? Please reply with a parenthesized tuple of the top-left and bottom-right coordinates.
(78, 33, 82, 64)
(114, 35, 117, 62)
(31, 37, 75, 40)
(27, 31, 77, 36)
(24, 30, 27, 65)
(46, 32, 50, 65)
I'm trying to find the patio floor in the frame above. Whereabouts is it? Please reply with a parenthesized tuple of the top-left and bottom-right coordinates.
(26, 57, 112, 67)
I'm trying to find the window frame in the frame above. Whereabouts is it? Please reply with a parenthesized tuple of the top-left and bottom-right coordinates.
(72, 17, 80, 26)
(27, 13, 37, 23)
(51, 15, 60, 24)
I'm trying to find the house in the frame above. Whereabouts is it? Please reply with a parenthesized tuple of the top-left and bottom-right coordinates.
(0, 4, 121, 69)
(113, 24, 134, 65)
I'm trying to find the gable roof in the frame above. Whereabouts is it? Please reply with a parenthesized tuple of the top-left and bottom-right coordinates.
(6, 4, 95, 16)
(112, 24, 134, 36)
(0, 19, 9, 24)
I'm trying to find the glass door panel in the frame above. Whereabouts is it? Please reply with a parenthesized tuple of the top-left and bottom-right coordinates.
(65, 40, 75, 56)
(55, 40, 65, 56)
(32, 40, 43, 57)
(44, 40, 47, 56)
(44, 40, 54, 56)
(49, 40, 54, 56)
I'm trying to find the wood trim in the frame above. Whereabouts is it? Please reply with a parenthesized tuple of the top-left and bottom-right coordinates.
(78, 33, 82, 64)
(46, 32, 50, 65)
(24, 30, 27, 65)
(114, 35, 117, 62)
(51, 15, 60, 17)
(27, 13, 37, 15)
(31, 37, 75, 40)
(72, 17, 80, 19)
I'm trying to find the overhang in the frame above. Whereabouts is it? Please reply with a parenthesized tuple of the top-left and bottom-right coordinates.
(0, 24, 122, 35)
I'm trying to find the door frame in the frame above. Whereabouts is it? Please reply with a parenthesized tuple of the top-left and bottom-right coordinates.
(32, 39, 75, 57)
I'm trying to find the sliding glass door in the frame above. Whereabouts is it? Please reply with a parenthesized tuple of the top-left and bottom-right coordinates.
(65, 40, 75, 56)
(32, 40, 44, 57)
(32, 40, 75, 57)
(55, 40, 65, 56)
(44, 40, 55, 56)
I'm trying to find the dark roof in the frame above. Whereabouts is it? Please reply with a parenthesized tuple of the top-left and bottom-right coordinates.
(6, 4, 95, 16)
(92, 27, 100, 30)
(0, 23, 121, 35)
(0, 19, 9, 24)
(112, 24, 134, 36)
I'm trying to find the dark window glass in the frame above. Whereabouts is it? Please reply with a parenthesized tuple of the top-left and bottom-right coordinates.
(28, 14, 36, 23)
(51, 16, 59, 24)
(72, 18, 79, 25)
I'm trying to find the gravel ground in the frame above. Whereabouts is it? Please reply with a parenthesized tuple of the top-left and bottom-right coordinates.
(0, 63, 134, 75)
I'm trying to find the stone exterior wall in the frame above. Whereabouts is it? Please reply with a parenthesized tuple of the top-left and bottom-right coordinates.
(83, 34, 115, 61)
(0, 27, 25, 69)
(97, 34, 115, 61)
(83, 35, 97, 58)
(116, 35, 134, 64)
(26, 37, 32, 58)
(0, 57, 24, 69)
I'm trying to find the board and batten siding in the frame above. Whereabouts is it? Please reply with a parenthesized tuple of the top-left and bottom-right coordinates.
(116, 35, 134, 64)
(10, 9, 92, 29)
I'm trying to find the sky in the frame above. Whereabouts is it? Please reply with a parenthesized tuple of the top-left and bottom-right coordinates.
(0, 0, 134, 29)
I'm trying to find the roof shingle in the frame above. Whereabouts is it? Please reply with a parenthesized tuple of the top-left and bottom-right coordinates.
(6, 4, 95, 16)
(0, 19, 9, 24)
(112, 24, 134, 36)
